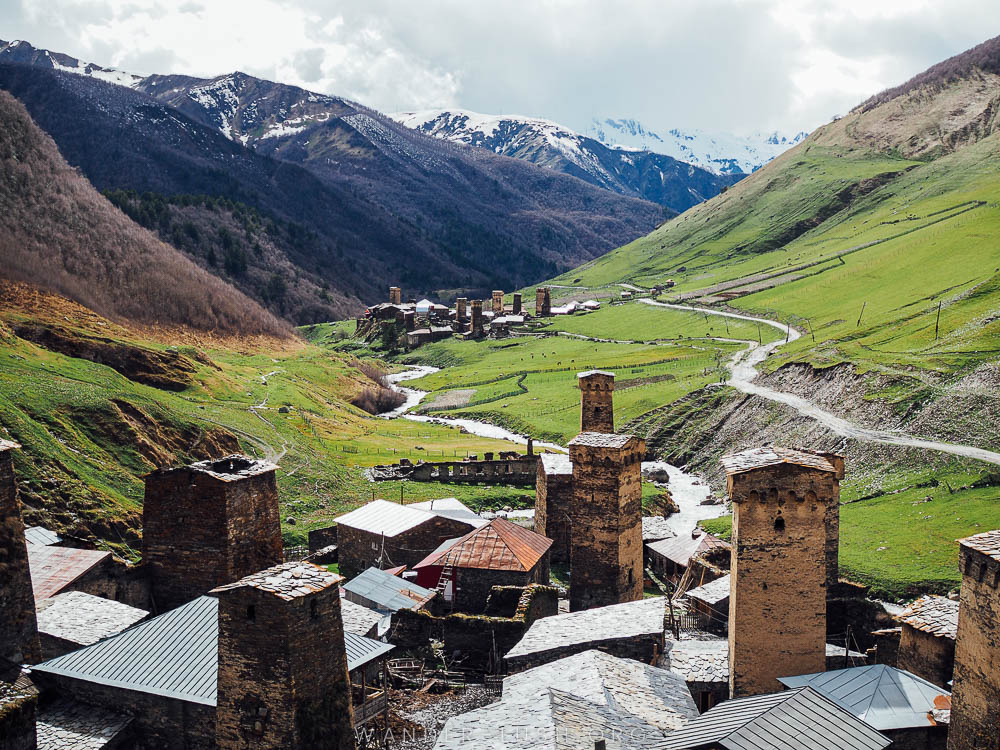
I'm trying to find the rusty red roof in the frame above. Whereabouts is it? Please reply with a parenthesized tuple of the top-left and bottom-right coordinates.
(28, 544, 111, 602)
(721, 447, 838, 476)
(413, 517, 552, 572)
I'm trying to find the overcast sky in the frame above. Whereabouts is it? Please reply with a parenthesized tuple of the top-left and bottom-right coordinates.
(3, 0, 999, 135)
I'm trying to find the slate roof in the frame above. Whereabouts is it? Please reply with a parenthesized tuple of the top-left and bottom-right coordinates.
(898, 596, 959, 640)
(339, 598, 384, 637)
(37, 699, 133, 750)
(24, 526, 61, 547)
(568, 432, 634, 449)
(539, 453, 573, 476)
(959, 529, 1000, 561)
(643, 516, 676, 543)
(334, 498, 479, 537)
(148, 455, 276, 481)
(721, 447, 837, 476)
(502, 649, 698, 732)
(686, 575, 731, 606)
(578, 370, 615, 379)
(668, 640, 729, 684)
(342, 567, 434, 612)
(657, 686, 891, 750)
(27, 544, 111, 602)
(778, 664, 952, 731)
(433, 687, 668, 750)
(505, 597, 666, 661)
(211, 561, 342, 600)
(32, 595, 220, 706)
(647, 532, 729, 568)
(413, 517, 552, 572)
(36, 591, 148, 648)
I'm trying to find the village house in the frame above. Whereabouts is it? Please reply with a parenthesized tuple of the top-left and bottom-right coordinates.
(332, 498, 484, 578)
(684, 574, 730, 634)
(646, 530, 729, 583)
(412, 517, 552, 613)
(341, 566, 436, 615)
(34, 591, 148, 660)
(666, 639, 730, 714)
(896, 594, 958, 690)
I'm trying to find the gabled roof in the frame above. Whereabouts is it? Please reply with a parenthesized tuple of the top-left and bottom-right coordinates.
(658, 686, 890, 750)
(36, 591, 148, 647)
(334, 498, 479, 537)
(24, 526, 61, 546)
(502, 649, 697, 732)
(778, 664, 952, 731)
(505, 597, 666, 661)
(339, 598, 385, 637)
(434, 687, 668, 750)
(647, 532, 729, 568)
(668, 640, 729, 685)
(413, 517, 551, 572)
(27, 543, 111, 602)
(344, 631, 394, 672)
(898, 595, 958, 640)
(686, 575, 730, 606)
(407, 498, 487, 528)
(721, 447, 838, 476)
(342, 567, 434, 612)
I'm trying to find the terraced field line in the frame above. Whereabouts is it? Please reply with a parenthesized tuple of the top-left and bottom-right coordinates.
(639, 299, 1000, 466)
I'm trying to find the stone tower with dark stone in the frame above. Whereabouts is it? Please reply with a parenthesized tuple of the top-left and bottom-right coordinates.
(456, 297, 467, 321)
(0, 440, 40, 666)
(723, 447, 841, 698)
(578, 371, 615, 433)
(492, 290, 504, 315)
(143, 456, 283, 611)
(535, 287, 551, 316)
(567, 430, 645, 612)
(470, 300, 484, 337)
(512, 293, 522, 315)
(948, 530, 1000, 750)
(389, 286, 401, 305)
(214, 562, 354, 750)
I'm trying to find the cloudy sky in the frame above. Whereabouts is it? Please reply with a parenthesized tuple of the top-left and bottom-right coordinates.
(3, 0, 999, 135)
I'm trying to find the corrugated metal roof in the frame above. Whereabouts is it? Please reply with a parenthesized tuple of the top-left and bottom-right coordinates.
(898, 596, 958, 640)
(342, 567, 433, 612)
(658, 686, 891, 750)
(28, 544, 111, 602)
(413, 517, 551, 572)
(686, 575, 730, 606)
(334, 499, 438, 536)
(24, 526, 61, 546)
(647, 532, 729, 568)
(32, 596, 220, 706)
(959, 529, 1000, 562)
(344, 631, 394, 672)
(778, 665, 952, 731)
(720, 447, 837, 476)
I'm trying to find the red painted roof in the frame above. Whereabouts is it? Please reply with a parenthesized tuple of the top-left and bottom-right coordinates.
(28, 544, 111, 602)
(384, 565, 407, 577)
(413, 517, 552, 572)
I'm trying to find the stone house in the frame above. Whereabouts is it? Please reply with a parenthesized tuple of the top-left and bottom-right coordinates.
(35, 591, 148, 660)
(333, 499, 483, 578)
(504, 596, 667, 672)
(685, 575, 730, 634)
(412, 517, 552, 613)
(896, 595, 958, 690)
(0, 439, 40, 667)
(646, 531, 730, 584)
(534, 453, 574, 564)
(666, 639, 730, 714)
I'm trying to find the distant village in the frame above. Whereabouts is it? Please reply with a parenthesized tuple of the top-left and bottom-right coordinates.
(0, 346, 995, 749)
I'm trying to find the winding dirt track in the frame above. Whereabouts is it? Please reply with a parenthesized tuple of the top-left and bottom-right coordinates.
(639, 299, 1000, 466)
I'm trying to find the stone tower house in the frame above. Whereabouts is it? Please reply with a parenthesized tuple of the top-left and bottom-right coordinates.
(578, 371, 615, 433)
(722, 447, 842, 698)
(535, 287, 551, 316)
(492, 290, 504, 315)
(470, 300, 484, 337)
(512, 293, 522, 315)
(456, 297, 467, 321)
(534, 453, 574, 564)
(0, 440, 40, 666)
(948, 530, 1000, 750)
(214, 562, 354, 750)
(389, 286, 401, 305)
(143, 456, 283, 611)
(567, 431, 645, 612)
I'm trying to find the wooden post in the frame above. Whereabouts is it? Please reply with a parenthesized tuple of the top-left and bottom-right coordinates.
(807, 319, 815, 343)
(856, 301, 866, 327)
(935, 301, 942, 340)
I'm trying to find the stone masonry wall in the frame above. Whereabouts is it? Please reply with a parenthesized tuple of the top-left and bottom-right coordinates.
(142, 465, 282, 612)
(455, 558, 549, 614)
(898, 626, 955, 690)
(535, 465, 574, 564)
(408, 456, 537, 486)
(337, 515, 477, 579)
(506, 629, 665, 672)
(0, 443, 40, 665)
(216, 584, 353, 750)
(579, 373, 614, 433)
(728, 463, 836, 697)
(0, 688, 36, 750)
(568, 438, 644, 612)
(948, 541, 1000, 750)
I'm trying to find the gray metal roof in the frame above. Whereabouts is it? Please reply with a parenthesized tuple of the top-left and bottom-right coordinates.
(778, 665, 952, 731)
(342, 567, 433, 613)
(32, 595, 220, 706)
(657, 686, 891, 750)
(344, 631, 394, 672)
(24, 526, 61, 546)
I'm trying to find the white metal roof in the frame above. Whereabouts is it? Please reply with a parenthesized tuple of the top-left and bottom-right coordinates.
(334, 499, 439, 537)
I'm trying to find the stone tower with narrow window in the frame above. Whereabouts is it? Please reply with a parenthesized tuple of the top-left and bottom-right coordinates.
(535, 287, 551, 316)
(578, 371, 615, 433)
(512, 293, 522, 315)
(456, 297, 467, 321)
(0, 440, 40, 666)
(389, 286, 401, 305)
(143, 456, 283, 611)
(948, 529, 1000, 750)
(723, 447, 841, 697)
(492, 290, 504, 315)
(214, 562, 354, 750)
(470, 300, 484, 337)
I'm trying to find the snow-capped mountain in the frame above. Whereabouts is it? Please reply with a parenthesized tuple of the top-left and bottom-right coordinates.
(587, 118, 808, 175)
(0, 39, 142, 86)
(392, 109, 740, 213)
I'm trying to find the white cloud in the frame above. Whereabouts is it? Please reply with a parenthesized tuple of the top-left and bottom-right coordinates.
(3, 0, 1000, 135)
